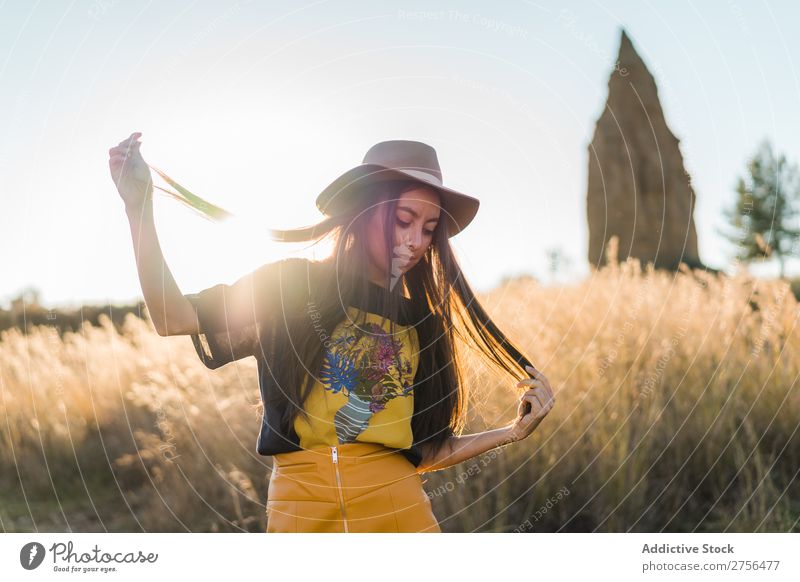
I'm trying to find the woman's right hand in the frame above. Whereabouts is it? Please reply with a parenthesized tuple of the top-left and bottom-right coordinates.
(505, 365, 556, 443)
(108, 132, 153, 210)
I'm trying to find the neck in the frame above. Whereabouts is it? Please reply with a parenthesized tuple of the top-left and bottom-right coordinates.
(368, 274, 389, 289)
(366, 273, 411, 300)
(360, 259, 409, 296)
(365, 260, 389, 289)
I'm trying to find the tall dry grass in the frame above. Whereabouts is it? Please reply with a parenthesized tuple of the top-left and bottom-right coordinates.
(1, 254, 798, 532)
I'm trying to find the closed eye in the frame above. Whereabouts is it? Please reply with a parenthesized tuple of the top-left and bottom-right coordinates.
(396, 218, 435, 236)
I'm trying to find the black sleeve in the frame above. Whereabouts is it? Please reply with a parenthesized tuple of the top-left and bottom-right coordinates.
(184, 257, 312, 369)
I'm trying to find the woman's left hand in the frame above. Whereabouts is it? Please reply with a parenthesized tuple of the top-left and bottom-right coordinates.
(506, 365, 556, 442)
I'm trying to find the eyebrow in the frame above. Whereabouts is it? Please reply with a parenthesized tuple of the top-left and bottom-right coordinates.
(398, 205, 440, 224)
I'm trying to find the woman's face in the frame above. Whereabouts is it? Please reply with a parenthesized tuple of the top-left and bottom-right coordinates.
(365, 186, 441, 288)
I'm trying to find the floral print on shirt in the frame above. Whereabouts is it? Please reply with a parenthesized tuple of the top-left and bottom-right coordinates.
(319, 317, 416, 443)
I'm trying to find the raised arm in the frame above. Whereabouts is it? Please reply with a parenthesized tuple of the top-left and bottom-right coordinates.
(109, 132, 198, 336)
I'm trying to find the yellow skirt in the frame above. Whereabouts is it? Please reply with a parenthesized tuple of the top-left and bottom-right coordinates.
(266, 441, 441, 533)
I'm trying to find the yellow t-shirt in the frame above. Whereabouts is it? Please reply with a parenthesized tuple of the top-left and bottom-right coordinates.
(185, 257, 425, 465)
(294, 305, 420, 450)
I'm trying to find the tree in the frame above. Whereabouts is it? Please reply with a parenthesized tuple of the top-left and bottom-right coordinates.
(722, 139, 800, 278)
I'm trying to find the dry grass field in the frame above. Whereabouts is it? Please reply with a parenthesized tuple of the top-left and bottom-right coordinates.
(2, 254, 798, 532)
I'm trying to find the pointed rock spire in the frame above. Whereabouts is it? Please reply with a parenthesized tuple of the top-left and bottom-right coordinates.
(587, 28, 704, 271)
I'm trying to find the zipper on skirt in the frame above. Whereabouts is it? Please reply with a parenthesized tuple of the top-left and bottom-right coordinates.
(331, 445, 349, 533)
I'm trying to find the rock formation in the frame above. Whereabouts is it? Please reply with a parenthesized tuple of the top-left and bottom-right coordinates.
(587, 29, 705, 271)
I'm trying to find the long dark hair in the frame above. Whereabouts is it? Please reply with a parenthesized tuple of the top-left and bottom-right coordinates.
(266, 179, 535, 460)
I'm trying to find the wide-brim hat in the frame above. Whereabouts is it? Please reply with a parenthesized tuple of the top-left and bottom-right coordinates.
(315, 140, 480, 237)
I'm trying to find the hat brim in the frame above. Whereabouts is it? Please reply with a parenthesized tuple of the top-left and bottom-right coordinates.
(315, 164, 480, 237)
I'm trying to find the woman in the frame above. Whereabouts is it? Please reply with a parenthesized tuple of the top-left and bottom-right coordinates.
(108, 132, 556, 533)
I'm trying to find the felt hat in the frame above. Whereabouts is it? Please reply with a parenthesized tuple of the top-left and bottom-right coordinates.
(315, 140, 480, 237)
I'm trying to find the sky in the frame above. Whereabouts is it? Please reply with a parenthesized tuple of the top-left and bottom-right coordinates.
(1, 0, 799, 309)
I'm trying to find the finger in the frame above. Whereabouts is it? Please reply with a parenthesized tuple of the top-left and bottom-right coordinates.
(517, 375, 544, 386)
(539, 393, 555, 410)
(117, 133, 140, 148)
(109, 144, 136, 157)
(523, 365, 544, 384)
(526, 365, 553, 394)
(535, 385, 555, 406)
(112, 146, 140, 160)
(530, 371, 553, 399)
(522, 380, 550, 404)
(109, 154, 131, 165)
(539, 373, 553, 395)
(521, 393, 545, 416)
(516, 397, 528, 419)
(524, 364, 550, 386)
(528, 386, 555, 409)
(518, 393, 539, 418)
(527, 394, 552, 419)
(530, 387, 547, 410)
(519, 397, 544, 426)
(517, 377, 546, 390)
(535, 379, 553, 402)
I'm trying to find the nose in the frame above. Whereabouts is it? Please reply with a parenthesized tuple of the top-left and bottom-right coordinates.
(406, 228, 422, 253)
